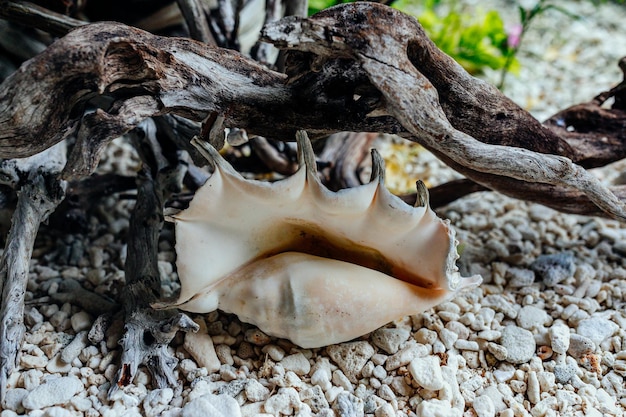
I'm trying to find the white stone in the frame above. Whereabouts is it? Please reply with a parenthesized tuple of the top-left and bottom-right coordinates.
(472, 395, 495, 417)
(299, 385, 329, 413)
(499, 326, 535, 364)
(263, 387, 301, 415)
(2, 388, 28, 413)
(71, 311, 93, 332)
(327, 341, 375, 382)
(576, 318, 619, 346)
(245, 380, 269, 402)
(408, 356, 444, 391)
(332, 370, 353, 392)
(42, 407, 72, 417)
(45, 353, 72, 373)
(371, 328, 410, 354)
(527, 371, 540, 405)
(61, 331, 88, 364)
(182, 393, 241, 417)
(416, 399, 462, 417)
(280, 353, 311, 376)
(22, 376, 83, 410)
(549, 322, 570, 355)
(385, 340, 428, 371)
(184, 319, 221, 373)
(310, 368, 331, 392)
(374, 403, 395, 417)
(516, 306, 550, 330)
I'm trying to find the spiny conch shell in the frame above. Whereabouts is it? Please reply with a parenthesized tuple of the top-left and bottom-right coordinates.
(168, 131, 481, 348)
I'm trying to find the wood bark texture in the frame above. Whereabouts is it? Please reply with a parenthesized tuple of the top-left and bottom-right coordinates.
(1, 3, 626, 218)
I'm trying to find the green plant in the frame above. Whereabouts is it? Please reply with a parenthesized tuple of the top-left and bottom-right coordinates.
(393, 0, 518, 76)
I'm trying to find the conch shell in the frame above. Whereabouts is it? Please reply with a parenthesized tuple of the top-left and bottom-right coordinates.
(170, 132, 481, 348)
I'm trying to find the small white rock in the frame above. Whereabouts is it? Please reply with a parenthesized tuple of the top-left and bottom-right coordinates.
(576, 317, 619, 346)
(22, 376, 83, 410)
(472, 395, 495, 417)
(549, 322, 570, 355)
(71, 311, 93, 332)
(371, 328, 410, 354)
(417, 399, 462, 417)
(182, 393, 241, 417)
(280, 353, 311, 376)
(184, 319, 221, 373)
(408, 356, 444, 391)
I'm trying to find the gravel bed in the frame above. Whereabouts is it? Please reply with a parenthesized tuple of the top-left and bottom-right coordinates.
(2, 1, 626, 417)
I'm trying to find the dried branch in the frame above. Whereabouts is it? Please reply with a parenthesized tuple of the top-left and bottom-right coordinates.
(0, 142, 66, 400)
(0, 0, 85, 36)
(1, 3, 626, 220)
(109, 120, 198, 397)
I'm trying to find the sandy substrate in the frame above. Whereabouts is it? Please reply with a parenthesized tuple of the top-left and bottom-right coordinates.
(2, 1, 626, 416)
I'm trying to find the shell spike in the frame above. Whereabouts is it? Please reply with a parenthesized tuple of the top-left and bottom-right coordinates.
(190, 135, 239, 177)
(296, 130, 318, 175)
(414, 180, 429, 208)
(369, 148, 386, 184)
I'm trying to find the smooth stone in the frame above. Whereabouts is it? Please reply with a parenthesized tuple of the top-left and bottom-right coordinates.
(499, 326, 535, 364)
(567, 334, 596, 358)
(417, 399, 462, 417)
(184, 319, 221, 373)
(549, 322, 570, 354)
(576, 318, 619, 346)
(516, 306, 550, 330)
(408, 356, 444, 391)
(22, 376, 83, 410)
(371, 328, 410, 354)
(280, 353, 311, 376)
(473, 395, 496, 417)
(182, 393, 241, 417)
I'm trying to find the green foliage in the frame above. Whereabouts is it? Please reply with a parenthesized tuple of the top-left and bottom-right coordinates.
(308, 0, 354, 15)
(393, 0, 518, 75)
(308, 0, 518, 77)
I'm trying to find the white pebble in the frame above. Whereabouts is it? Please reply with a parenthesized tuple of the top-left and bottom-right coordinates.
(576, 317, 619, 346)
(331, 370, 353, 393)
(182, 393, 241, 417)
(371, 328, 410, 354)
(385, 341, 428, 371)
(280, 353, 310, 376)
(517, 306, 550, 330)
(408, 356, 444, 391)
(22, 376, 83, 410)
(472, 395, 495, 417)
(417, 399, 462, 417)
(326, 342, 375, 382)
(245, 380, 269, 402)
(499, 326, 535, 364)
(183, 320, 221, 373)
(263, 387, 301, 415)
(374, 403, 395, 417)
(71, 311, 93, 332)
(549, 322, 570, 355)
(527, 371, 540, 405)
(454, 340, 479, 351)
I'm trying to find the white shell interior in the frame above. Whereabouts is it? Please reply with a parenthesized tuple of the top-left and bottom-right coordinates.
(170, 132, 481, 348)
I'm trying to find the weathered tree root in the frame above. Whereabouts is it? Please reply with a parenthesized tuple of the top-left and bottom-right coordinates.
(0, 143, 66, 400)
(1, 3, 626, 218)
(109, 122, 198, 397)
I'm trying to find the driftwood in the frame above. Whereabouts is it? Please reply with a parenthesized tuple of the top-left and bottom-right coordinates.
(1, 4, 626, 218)
(0, 142, 66, 400)
(2, 0, 626, 398)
